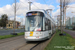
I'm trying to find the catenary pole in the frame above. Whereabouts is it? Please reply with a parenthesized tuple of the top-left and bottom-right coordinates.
(63, 0, 65, 26)
(60, 0, 63, 33)
(28, 2, 32, 10)
(14, 0, 16, 33)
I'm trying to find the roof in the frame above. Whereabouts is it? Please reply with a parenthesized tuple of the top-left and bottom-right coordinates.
(27, 9, 45, 13)
(26, 9, 56, 24)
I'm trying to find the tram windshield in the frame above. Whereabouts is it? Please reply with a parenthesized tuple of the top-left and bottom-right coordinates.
(25, 12, 44, 31)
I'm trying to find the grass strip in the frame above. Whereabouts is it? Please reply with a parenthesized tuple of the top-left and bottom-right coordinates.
(65, 32, 75, 46)
(0, 32, 24, 39)
(45, 30, 74, 50)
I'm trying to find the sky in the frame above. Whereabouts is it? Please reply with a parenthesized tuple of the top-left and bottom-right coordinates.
(0, 0, 75, 25)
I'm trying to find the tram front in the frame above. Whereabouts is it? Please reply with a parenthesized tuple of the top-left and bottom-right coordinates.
(25, 11, 44, 41)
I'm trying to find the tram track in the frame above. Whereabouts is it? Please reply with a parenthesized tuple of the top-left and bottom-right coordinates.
(0, 32, 56, 50)
(14, 41, 42, 50)
(14, 43, 28, 50)
(32, 33, 56, 50)
(14, 33, 56, 50)
(0, 35, 42, 50)
(30, 42, 41, 50)
(14, 40, 49, 50)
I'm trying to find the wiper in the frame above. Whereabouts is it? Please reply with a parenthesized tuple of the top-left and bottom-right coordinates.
(32, 23, 38, 31)
(32, 16, 40, 31)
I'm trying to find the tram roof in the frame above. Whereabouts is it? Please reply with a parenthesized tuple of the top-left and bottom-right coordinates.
(26, 9, 56, 24)
(27, 9, 45, 13)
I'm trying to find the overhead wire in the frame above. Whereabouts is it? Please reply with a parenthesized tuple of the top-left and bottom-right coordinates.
(32, 3, 40, 9)
(43, 0, 47, 5)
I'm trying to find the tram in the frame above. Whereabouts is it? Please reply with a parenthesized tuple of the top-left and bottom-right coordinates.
(25, 9, 56, 41)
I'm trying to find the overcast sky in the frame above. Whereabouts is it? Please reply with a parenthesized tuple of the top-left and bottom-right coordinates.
(0, 0, 75, 25)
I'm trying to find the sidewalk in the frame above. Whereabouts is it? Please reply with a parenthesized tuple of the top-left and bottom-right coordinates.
(63, 29, 75, 38)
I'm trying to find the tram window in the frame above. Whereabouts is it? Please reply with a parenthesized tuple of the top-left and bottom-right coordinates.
(52, 23, 55, 29)
(48, 20, 51, 30)
(52, 23, 54, 29)
(45, 18, 48, 30)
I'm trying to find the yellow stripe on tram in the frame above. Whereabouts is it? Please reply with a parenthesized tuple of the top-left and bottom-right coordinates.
(30, 31, 33, 36)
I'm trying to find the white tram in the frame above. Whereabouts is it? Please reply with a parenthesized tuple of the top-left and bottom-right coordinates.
(25, 9, 56, 41)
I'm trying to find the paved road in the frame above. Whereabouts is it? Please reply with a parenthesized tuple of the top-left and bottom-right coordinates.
(64, 29, 75, 38)
(0, 35, 53, 50)
(0, 35, 37, 50)
(0, 36, 25, 50)
(0, 33, 55, 50)
(0, 35, 41, 50)
(0, 29, 25, 35)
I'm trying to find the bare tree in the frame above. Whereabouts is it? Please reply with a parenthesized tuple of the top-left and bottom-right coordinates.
(63, 0, 71, 26)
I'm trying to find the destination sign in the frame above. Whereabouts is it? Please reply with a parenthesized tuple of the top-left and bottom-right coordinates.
(26, 11, 44, 16)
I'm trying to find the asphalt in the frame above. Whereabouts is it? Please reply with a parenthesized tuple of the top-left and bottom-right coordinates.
(0, 35, 39, 50)
(63, 29, 75, 38)
(0, 35, 27, 50)
(0, 35, 53, 50)
(0, 30, 56, 50)
(0, 29, 25, 36)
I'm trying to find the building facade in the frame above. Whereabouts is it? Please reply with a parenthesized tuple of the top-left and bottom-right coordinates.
(6, 20, 21, 29)
(72, 17, 75, 26)
(65, 17, 75, 29)
(66, 17, 72, 26)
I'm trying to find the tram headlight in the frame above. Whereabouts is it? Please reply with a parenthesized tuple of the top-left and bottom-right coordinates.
(25, 32, 28, 34)
(25, 32, 28, 36)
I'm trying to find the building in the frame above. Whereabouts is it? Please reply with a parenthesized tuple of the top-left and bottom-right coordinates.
(6, 20, 21, 29)
(66, 17, 72, 26)
(18, 25, 25, 29)
(65, 17, 75, 29)
(72, 17, 75, 26)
